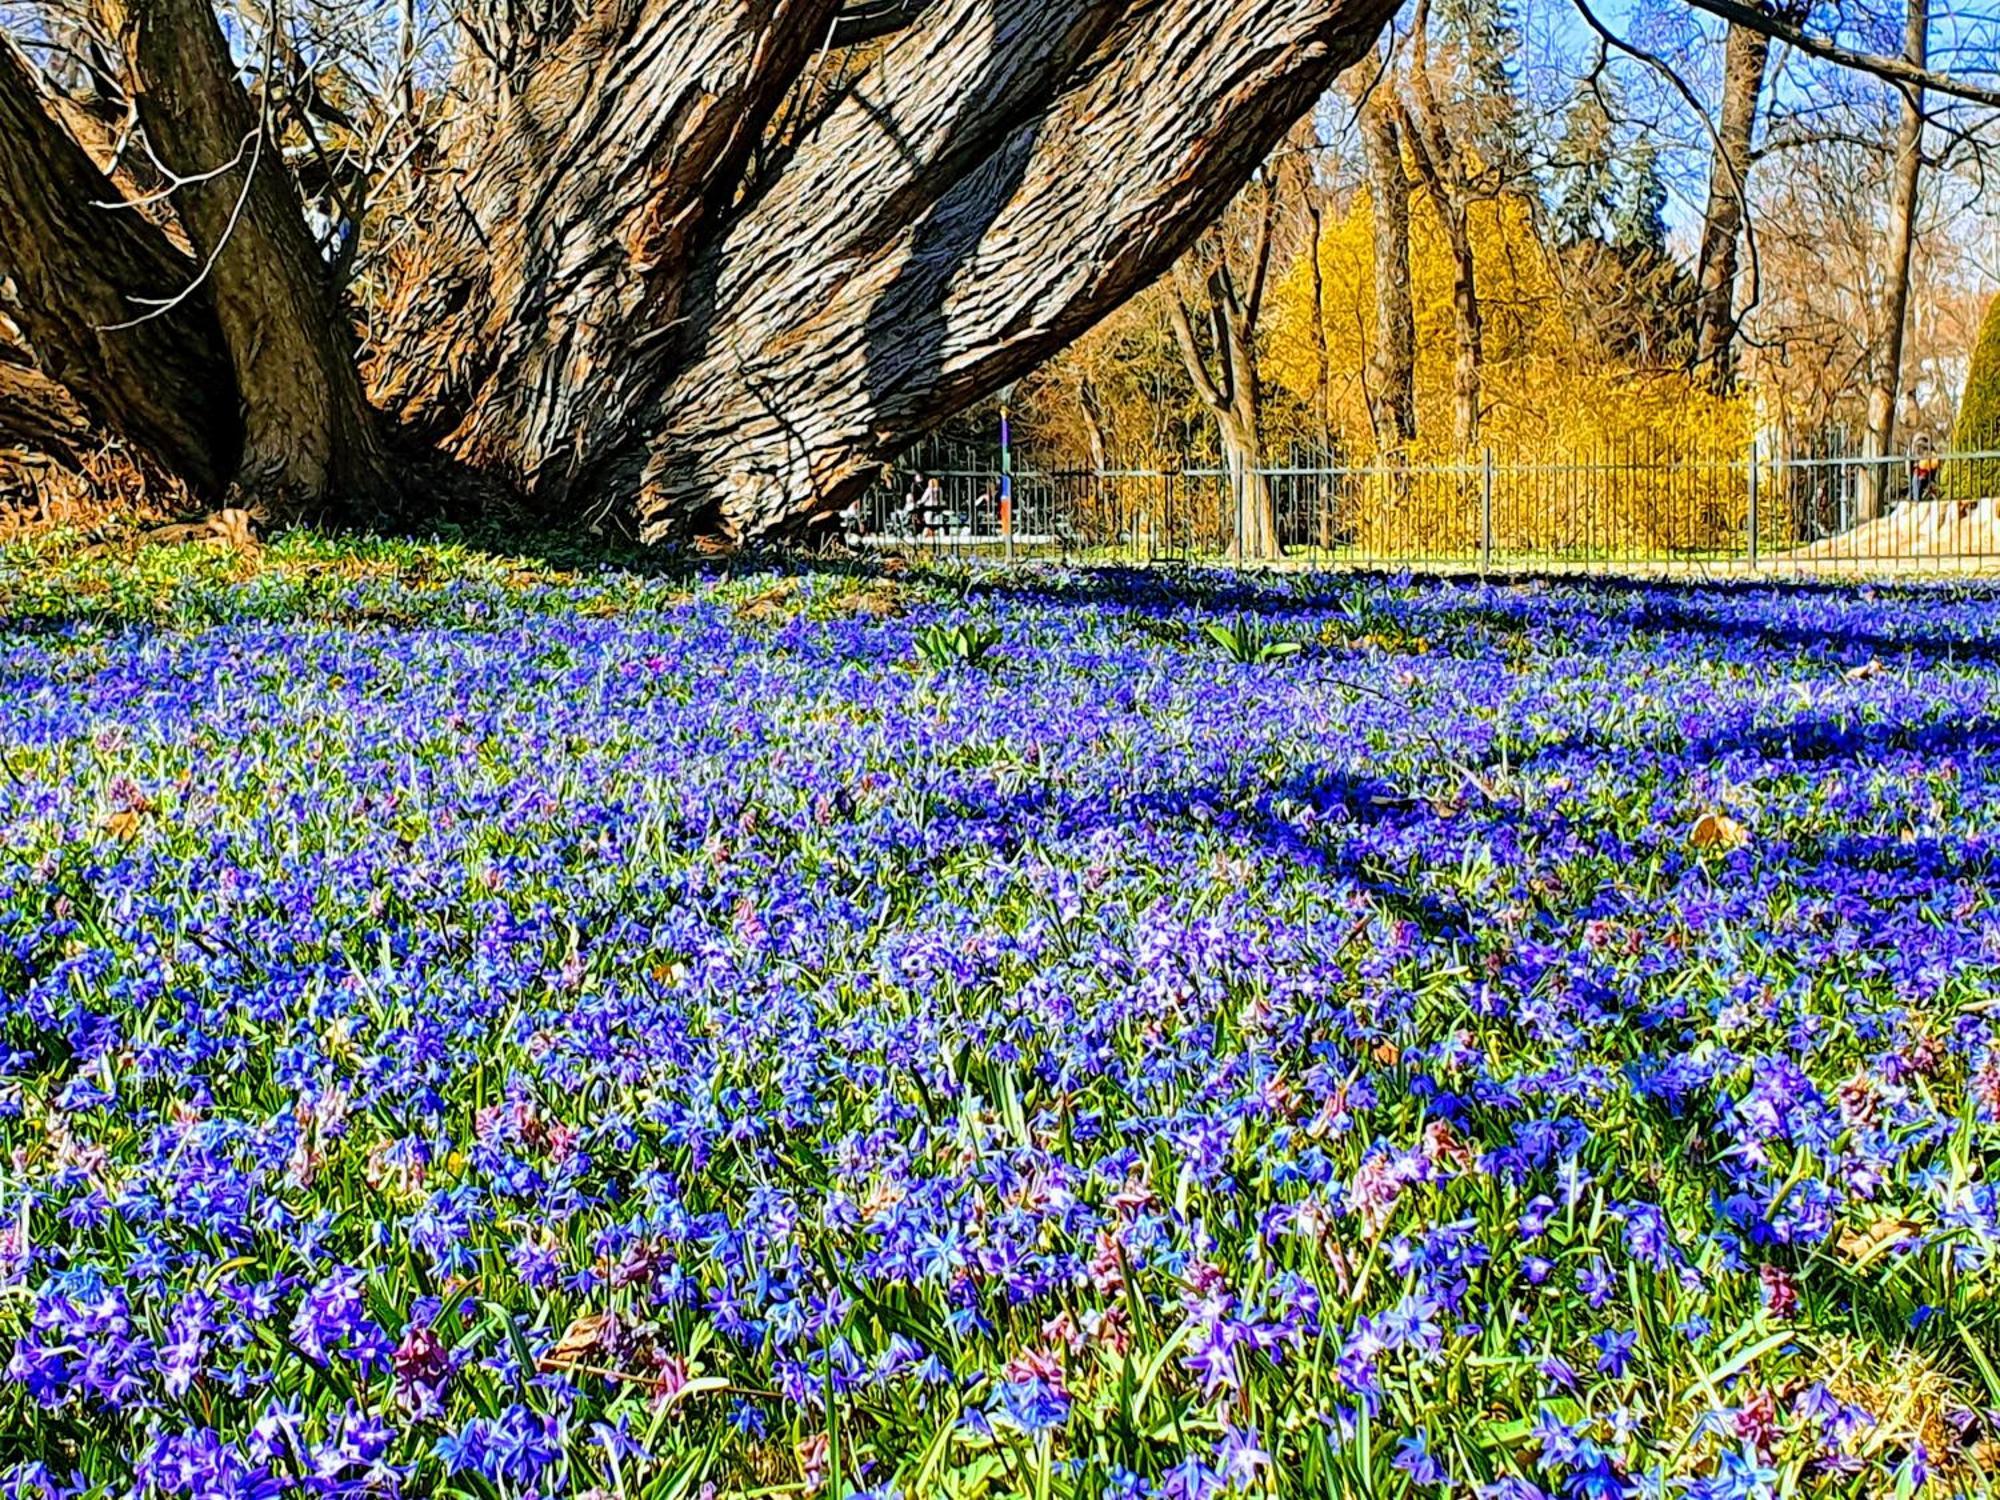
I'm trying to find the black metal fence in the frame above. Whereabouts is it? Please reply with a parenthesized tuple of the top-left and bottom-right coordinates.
(851, 441, 2000, 575)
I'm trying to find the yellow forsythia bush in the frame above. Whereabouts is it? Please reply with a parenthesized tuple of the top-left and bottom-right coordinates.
(1267, 189, 1755, 557)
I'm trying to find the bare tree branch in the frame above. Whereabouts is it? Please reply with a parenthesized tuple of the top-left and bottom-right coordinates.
(1678, 0, 2000, 112)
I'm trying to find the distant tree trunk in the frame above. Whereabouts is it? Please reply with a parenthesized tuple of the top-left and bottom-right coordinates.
(1078, 377, 1112, 472)
(1438, 207, 1483, 449)
(1346, 62, 1416, 452)
(1279, 115, 1336, 455)
(2, 0, 1402, 540)
(1401, 0, 1482, 450)
(1169, 187, 1282, 560)
(1304, 188, 1334, 451)
(1692, 21, 1770, 392)
(1858, 0, 1928, 521)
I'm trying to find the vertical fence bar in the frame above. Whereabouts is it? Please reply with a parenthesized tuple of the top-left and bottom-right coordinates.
(1747, 436, 1760, 571)
(1232, 454, 1245, 569)
(1480, 448, 1494, 574)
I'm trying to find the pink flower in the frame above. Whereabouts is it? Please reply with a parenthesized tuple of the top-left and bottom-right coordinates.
(1759, 1264, 1798, 1318)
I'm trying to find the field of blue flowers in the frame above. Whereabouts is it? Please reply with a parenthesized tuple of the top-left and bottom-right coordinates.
(3, 534, 1999, 1499)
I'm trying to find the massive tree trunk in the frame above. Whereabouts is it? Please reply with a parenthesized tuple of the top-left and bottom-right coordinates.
(3, 0, 1399, 541)
(367, 0, 847, 503)
(0, 38, 235, 491)
(1692, 21, 1770, 392)
(1348, 67, 1416, 453)
(625, 0, 1389, 541)
(1858, 0, 1928, 522)
(95, 0, 391, 512)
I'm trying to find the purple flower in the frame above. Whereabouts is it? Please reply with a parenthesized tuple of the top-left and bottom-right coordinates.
(1577, 1259, 1616, 1310)
(1394, 1430, 1451, 1487)
(1591, 1329, 1637, 1378)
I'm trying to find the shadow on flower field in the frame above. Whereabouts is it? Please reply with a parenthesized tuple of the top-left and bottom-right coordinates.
(8, 531, 2000, 1498)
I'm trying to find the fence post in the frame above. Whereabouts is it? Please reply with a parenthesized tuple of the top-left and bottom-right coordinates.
(1232, 454, 1245, 568)
(1747, 436, 1760, 570)
(1480, 448, 1495, 573)
(998, 389, 1017, 565)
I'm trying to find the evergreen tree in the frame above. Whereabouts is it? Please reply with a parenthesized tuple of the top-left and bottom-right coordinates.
(1552, 91, 1617, 246)
(1436, 0, 1525, 177)
(1612, 143, 1669, 256)
(1949, 293, 2000, 496)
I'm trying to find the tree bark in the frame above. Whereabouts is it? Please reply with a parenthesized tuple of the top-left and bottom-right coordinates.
(0, 38, 236, 491)
(1401, 0, 1482, 451)
(1348, 67, 1416, 452)
(0, 343, 93, 468)
(97, 0, 390, 513)
(1858, 0, 1927, 522)
(370, 0, 845, 507)
(831, 0, 938, 43)
(1168, 195, 1282, 561)
(1692, 21, 1769, 393)
(626, 0, 1397, 540)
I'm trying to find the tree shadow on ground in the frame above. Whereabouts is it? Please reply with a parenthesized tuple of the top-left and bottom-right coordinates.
(1606, 596, 2000, 668)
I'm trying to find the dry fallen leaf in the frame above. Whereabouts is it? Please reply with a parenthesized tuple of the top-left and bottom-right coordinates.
(102, 808, 143, 841)
(830, 585, 903, 619)
(544, 1311, 611, 1366)
(1836, 1216, 1923, 1266)
(733, 581, 799, 621)
(1689, 810, 1750, 852)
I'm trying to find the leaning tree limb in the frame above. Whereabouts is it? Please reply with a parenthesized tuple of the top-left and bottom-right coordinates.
(627, 0, 1401, 540)
(369, 0, 846, 500)
(0, 38, 235, 491)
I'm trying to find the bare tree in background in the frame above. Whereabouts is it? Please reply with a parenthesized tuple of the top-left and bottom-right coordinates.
(1283, 113, 1341, 453)
(1345, 47, 1418, 452)
(1170, 178, 1283, 559)
(1692, 18, 1771, 390)
(1858, 0, 1929, 518)
(1398, 0, 1527, 450)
